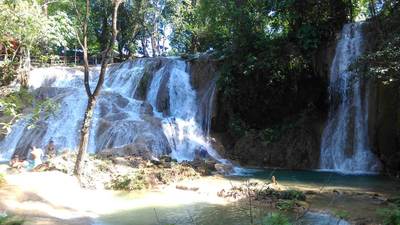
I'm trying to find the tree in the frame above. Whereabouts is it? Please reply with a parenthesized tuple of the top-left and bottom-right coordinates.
(73, 0, 123, 176)
(116, 0, 145, 59)
(0, 0, 74, 86)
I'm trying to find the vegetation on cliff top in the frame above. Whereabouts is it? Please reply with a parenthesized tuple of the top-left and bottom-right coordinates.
(352, 3, 400, 84)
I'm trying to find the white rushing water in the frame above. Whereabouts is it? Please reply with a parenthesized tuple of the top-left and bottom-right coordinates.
(320, 22, 381, 174)
(0, 58, 223, 163)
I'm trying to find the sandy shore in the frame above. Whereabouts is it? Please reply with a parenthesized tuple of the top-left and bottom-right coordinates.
(0, 165, 245, 225)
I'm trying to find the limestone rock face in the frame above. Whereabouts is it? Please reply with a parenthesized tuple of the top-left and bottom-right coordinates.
(231, 126, 320, 169)
(98, 143, 154, 160)
(368, 80, 400, 173)
(363, 23, 400, 174)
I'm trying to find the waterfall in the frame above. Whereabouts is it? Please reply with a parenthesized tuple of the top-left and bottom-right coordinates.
(320, 22, 381, 174)
(199, 78, 217, 138)
(0, 58, 222, 163)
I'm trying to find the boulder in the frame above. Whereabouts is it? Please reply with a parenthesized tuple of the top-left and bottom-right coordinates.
(98, 143, 154, 160)
(214, 163, 233, 175)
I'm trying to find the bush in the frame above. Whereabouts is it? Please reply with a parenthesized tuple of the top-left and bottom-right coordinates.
(333, 209, 350, 220)
(377, 206, 400, 225)
(276, 200, 297, 211)
(0, 62, 17, 87)
(256, 189, 306, 202)
(263, 213, 291, 225)
(279, 190, 306, 201)
(0, 214, 24, 225)
(110, 171, 150, 191)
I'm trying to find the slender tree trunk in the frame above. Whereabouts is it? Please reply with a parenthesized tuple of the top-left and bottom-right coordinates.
(4, 47, 8, 61)
(44, 1, 48, 16)
(74, 0, 122, 177)
(151, 34, 157, 57)
(19, 48, 30, 88)
(74, 96, 96, 175)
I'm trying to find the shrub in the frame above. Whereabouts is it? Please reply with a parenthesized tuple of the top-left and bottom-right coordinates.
(333, 209, 350, 220)
(0, 214, 24, 225)
(263, 213, 291, 225)
(279, 190, 306, 201)
(377, 206, 400, 225)
(110, 172, 150, 191)
(0, 62, 17, 87)
(276, 200, 297, 211)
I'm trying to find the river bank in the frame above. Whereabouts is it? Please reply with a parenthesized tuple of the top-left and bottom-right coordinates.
(1, 160, 399, 225)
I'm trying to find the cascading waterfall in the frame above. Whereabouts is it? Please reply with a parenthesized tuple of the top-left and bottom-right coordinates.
(199, 78, 217, 138)
(146, 60, 225, 162)
(320, 22, 381, 173)
(0, 58, 224, 164)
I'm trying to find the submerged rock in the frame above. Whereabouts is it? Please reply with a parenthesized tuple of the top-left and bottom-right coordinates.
(214, 163, 233, 175)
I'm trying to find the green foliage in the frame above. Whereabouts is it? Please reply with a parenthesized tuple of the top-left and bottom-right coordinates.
(351, 7, 400, 85)
(256, 188, 306, 203)
(279, 190, 306, 201)
(276, 199, 297, 211)
(0, 89, 34, 116)
(377, 206, 400, 225)
(110, 171, 150, 191)
(28, 99, 60, 129)
(0, 62, 17, 87)
(263, 212, 292, 225)
(167, 0, 351, 130)
(0, 214, 24, 225)
(333, 209, 350, 220)
(0, 89, 59, 133)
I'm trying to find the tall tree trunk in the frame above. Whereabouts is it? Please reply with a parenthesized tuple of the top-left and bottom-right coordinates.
(18, 47, 30, 88)
(73, 96, 96, 175)
(43, 0, 49, 16)
(74, 0, 123, 177)
(151, 34, 157, 57)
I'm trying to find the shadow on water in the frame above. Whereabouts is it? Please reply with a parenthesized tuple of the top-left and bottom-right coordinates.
(226, 168, 400, 193)
(95, 202, 348, 225)
(94, 169, 396, 225)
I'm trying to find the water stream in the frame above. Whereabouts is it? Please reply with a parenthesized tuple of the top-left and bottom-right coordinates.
(93, 169, 400, 225)
(320, 22, 381, 174)
(0, 58, 221, 163)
